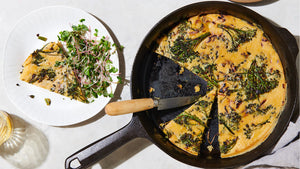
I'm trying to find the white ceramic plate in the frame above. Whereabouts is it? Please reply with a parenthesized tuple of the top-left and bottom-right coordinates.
(3, 6, 119, 126)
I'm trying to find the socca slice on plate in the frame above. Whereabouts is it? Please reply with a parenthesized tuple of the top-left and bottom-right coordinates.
(20, 42, 87, 102)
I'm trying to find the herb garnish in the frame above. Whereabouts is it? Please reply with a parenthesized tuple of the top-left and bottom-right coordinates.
(29, 68, 56, 83)
(218, 24, 256, 52)
(45, 98, 51, 106)
(169, 32, 211, 63)
(192, 64, 219, 90)
(31, 51, 44, 66)
(220, 137, 238, 154)
(242, 60, 279, 101)
(37, 34, 47, 41)
(219, 109, 242, 134)
(179, 133, 201, 150)
(243, 119, 270, 139)
(57, 19, 119, 101)
(195, 100, 210, 108)
(245, 103, 274, 116)
(223, 58, 280, 101)
(174, 112, 207, 128)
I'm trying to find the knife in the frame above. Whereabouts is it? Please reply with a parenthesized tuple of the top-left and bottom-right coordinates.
(105, 95, 200, 116)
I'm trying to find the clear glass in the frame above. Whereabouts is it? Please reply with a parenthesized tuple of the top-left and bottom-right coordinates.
(0, 111, 13, 146)
(0, 110, 49, 169)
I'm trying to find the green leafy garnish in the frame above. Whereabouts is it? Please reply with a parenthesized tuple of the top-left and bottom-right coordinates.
(242, 59, 279, 100)
(220, 137, 238, 154)
(179, 133, 201, 150)
(243, 119, 270, 139)
(219, 106, 242, 135)
(57, 19, 120, 102)
(31, 51, 44, 66)
(174, 112, 207, 127)
(29, 68, 56, 83)
(170, 32, 211, 62)
(218, 24, 256, 52)
(192, 64, 219, 90)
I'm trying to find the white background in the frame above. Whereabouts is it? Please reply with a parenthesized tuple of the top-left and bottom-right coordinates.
(0, 0, 299, 169)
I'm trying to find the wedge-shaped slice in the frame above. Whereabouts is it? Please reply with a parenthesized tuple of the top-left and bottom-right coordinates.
(20, 42, 87, 102)
(217, 80, 283, 158)
(160, 88, 217, 155)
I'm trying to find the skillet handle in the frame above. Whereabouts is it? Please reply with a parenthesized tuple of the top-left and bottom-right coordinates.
(65, 116, 146, 169)
(276, 27, 299, 61)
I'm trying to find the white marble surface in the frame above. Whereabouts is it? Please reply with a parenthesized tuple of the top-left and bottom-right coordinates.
(0, 0, 299, 169)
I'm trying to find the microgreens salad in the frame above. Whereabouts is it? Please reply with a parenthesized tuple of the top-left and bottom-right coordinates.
(57, 19, 120, 102)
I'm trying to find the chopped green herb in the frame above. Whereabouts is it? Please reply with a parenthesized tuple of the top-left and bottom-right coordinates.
(192, 64, 219, 90)
(179, 133, 201, 151)
(245, 103, 274, 116)
(195, 100, 210, 108)
(29, 68, 56, 83)
(31, 51, 44, 66)
(37, 34, 48, 41)
(117, 76, 123, 84)
(219, 109, 241, 134)
(165, 130, 173, 139)
(243, 119, 270, 139)
(174, 112, 207, 127)
(45, 98, 51, 106)
(94, 29, 99, 37)
(220, 137, 238, 154)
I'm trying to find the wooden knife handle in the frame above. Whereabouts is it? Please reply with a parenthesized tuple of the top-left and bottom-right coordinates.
(105, 98, 155, 116)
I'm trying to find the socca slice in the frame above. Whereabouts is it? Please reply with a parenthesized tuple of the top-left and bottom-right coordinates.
(20, 42, 87, 102)
(160, 88, 217, 155)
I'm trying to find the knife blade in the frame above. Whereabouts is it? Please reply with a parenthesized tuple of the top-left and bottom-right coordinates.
(105, 95, 200, 116)
(155, 95, 200, 110)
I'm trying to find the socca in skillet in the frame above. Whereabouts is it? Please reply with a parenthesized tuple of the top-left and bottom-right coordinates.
(156, 14, 286, 158)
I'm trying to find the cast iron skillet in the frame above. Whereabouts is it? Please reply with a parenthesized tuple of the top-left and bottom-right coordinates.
(65, 1, 299, 169)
